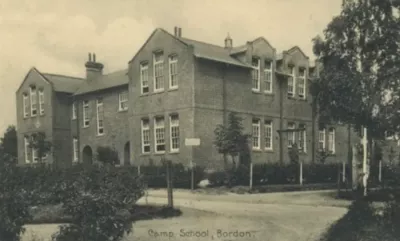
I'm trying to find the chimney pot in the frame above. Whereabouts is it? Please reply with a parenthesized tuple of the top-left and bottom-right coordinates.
(88, 53, 91, 62)
(174, 26, 178, 37)
(93, 53, 96, 62)
(178, 27, 182, 37)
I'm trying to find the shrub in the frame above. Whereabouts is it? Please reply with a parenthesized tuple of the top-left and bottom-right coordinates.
(96, 146, 120, 165)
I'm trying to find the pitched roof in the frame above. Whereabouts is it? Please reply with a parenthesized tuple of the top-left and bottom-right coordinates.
(41, 73, 85, 93)
(74, 69, 128, 95)
(180, 38, 251, 68)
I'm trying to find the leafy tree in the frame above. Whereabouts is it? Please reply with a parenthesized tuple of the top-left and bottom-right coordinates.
(311, 0, 400, 138)
(0, 125, 17, 165)
(28, 132, 52, 163)
(96, 146, 120, 165)
(214, 112, 250, 169)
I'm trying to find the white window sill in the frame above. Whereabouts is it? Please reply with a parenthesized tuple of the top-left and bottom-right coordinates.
(97, 133, 105, 137)
(252, 148, 261, 152)
(154, 151, 166, 155)
(264, 90, 273, 95)
(265, 148, 273, 152)
(118, 108, 128, 112)
(169, 86, 178, 91)
(82, 126, 89, 129)
(154, 89, 164, 93)
(170, 150, 179, 154)
(252, 89, 261, 93)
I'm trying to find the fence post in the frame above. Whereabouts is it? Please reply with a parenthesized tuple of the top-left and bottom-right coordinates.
(249, 162, 253, 190)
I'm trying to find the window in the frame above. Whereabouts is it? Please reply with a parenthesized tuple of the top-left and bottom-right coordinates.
(298, 68, 306, 98)
(287, 123, 296, 147)
(83, 100, 89, 127)
(170, 115, 180, 152)
(251, 58, 260, 91)
(318, 129, 326, 150)
(24, 136, 30, 163)
(298, 124, 306, 152)
(30, 86, 37, 116)
(140, 62, 149, 94)
(31, 135, 38, 163)
(264, 120, 273, 150)
(96, 98, 104, 135)
(39, 89, 44, 115)
(153, 52, 164, 92)
(264, 60, 273, 93)
(154, 117, 165, 153)
(119, 91, 128, 111)
(252, 119, 261, 150)
(141, 119, 150, 153)
(23, 94, 29, 118)
(169, 55, 178, 88)
(288, 66, 295, 96)
(328, 128, 336, 153)
(72, 102, 77, 120)
(73, 138, 78, 162)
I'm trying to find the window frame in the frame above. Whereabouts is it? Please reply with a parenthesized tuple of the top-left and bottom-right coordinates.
(24, 136, 30, 163)
(318, 128, 326, 151)
(73, 137, 78, 162)
(264, 120, 273, 151)
(96, 98, 104, 136)
(38, 89, 44, 115)
(140, 62, 149, 94)
(72, 102, 77, 120)
(328, 128, 336, 154)
(298, 124, 307, 152)
(141, 119, 151, 154)
(30, 86, 37, 116)
(154, 116, 166, 153)
(252, 119, 261, 150)
(287, 122, 296, 147)
(118, 91, 128, 111)
(83, 100, 90, 128)
(23, 93, 29, 118)
(251, 57, 261, 92)
(298, 68, 306, 99)
(170, 114, 180, 152)
(168, 55, 178, 89)
(264, 60, 273, 93)
(153, 51, 164, 92)
(287, 66, 296, 96)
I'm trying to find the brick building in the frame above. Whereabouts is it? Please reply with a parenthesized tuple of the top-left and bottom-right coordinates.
(16, 27, 359, 168)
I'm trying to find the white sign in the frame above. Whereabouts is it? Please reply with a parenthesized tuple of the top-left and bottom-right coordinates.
(185, 138, 200, 146)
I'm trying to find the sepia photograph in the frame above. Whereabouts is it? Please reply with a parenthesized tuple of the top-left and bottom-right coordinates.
(0, 0, 400, 240)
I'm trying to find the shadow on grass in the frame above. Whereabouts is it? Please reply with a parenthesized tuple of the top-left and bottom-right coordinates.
(324, 188, 400, 202)
(28, 204, 182, 225)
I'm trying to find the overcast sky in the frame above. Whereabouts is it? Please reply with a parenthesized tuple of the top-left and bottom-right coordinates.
(0, 0, 342, 134)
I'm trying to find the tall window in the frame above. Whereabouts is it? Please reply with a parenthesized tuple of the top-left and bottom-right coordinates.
(252, 119, 261, 150)
(31, 135, 38, 163)
(140, 62, 149, 94)
(169, 55, 178, 88)
(141, 119, 150, 153)
(264, 120, 273, 150)
(96, 98, 104, 135)
(24, 136, 30, 163)
(153, 51, 164, 92)
(287, 66, 295, 96)
(73, 137, 78, 162)
(23, 93, 29, 118)
(287, 122, 296, 147)
(154, 117, 165, 153)
(72, 102, 77, 120)
(83, 100, 89, 127)
(264, 60, 273, 93)
(119, 91, 128, 111)
(39, 89, 44, 115)
(251, 58, 260, 91)
(30, 86, 37, 116)
(328, 128, 336, 153)
(298, 68, 306, 98)
(298, 124, 306, 152)
(318, 128, 326, 150)
(170, 115, 180, 152)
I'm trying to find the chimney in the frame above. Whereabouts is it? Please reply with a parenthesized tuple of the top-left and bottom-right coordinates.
(85, 52, 104, 81)
(178, 27, 182, 37)
(224, 33, 232, 49)
(174, 26, 178, 37)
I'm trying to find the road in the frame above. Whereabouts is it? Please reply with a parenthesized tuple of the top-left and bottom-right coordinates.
(23, 190, 349, 241)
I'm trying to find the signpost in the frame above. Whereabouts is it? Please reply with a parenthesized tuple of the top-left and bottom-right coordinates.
(185, 138, 201, 190)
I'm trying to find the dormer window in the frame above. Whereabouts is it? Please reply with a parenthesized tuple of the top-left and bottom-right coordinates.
(251, 57, 260, 91)
(30, 85, 37, 116)
(287, 66, 295, 96)
(264, 60, 273, 93)
(298, 68, 306, 99)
